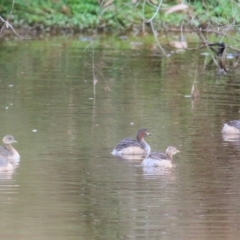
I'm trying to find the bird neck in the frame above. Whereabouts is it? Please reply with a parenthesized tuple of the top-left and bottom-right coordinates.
(166, 152, 173, 161)
(4, 144, 13, 152)
(136, 135, 143, 142)
(142, 140, 151, 157)
(5, 144, 19, 158)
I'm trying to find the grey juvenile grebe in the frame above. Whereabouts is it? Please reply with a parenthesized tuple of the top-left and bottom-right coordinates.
(0, 135, 20, 163)
(111, 128, 151, 157)
(142, 146, 180, 168)
(222, 120, 240, 135)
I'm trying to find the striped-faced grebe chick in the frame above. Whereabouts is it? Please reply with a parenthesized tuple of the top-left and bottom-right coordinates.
(142, 146, 180, 168)
(111, 128, 151, 157)
(0, 135, 20, 163)
(222, 120, 240, 135)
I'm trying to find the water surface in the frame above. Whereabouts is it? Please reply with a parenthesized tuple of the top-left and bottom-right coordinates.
(0, 36, 239, 239)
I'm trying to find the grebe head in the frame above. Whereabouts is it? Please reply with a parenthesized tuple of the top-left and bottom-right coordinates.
(136, 128, 151, 142)
(166, 146, 180, 158)
(3, 135, 17, 145)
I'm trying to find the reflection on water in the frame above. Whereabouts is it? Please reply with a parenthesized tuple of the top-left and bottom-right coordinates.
(142, 165, 176, 177)
(222, 135, 240, 143)
(113, 155, 145, 161)
(0, 171, 15, 180)
(0, 37, 240, 239)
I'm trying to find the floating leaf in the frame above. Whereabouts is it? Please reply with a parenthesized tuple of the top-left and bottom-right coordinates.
(104, 86, 111, 91)
(169, 37, 188, 49)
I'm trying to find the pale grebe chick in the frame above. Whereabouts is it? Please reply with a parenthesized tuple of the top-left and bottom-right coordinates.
(111, 128, 151, 157)
(222, 120, 240, 135)
(0, 135, 20, 163)
(142, 146, 180, 168)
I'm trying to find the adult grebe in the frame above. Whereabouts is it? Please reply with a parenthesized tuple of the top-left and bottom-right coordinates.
(111, 128, 151, 157)
(142, 146, 180, 168)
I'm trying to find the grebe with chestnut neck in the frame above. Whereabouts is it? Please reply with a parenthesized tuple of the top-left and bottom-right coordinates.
(111, 128, 151, 157)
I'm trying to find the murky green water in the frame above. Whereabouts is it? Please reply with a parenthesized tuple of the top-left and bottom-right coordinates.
(0, 36, 240, 239)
